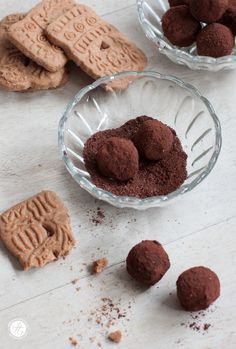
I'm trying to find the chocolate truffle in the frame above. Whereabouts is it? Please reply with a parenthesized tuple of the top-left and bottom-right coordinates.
(177, 266, 220, 311)
(169, 0, 189, 6)
(189, 0, 229, 23)
(219, 0, 236, 35)
(135, 119, 174, 161)
(197, 23, 234, 57)
(126, 240, 170, 286)
(162, 6, 201, 47)
(96, 137, 139, 182)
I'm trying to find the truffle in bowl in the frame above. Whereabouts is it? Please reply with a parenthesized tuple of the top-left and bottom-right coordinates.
(137, 0, 236, 71)
(58, 71, 221, 210)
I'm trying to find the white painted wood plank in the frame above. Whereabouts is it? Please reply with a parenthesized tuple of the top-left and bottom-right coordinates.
(0, 4, 236, 311)
(0, 218, 235, 349)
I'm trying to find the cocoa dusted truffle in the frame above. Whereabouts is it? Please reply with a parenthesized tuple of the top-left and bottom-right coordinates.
(162, 6, 201, 47)
(169, 0, 189, 6)
(135, 119, 174, 160)
(96, 137, 139, 182)
(219, 0, 236, 35)
(189, 0, 229, 23)
(126, 240, 170, 286)
(177, 266, 220, 311)
(197, 23, 234, 57)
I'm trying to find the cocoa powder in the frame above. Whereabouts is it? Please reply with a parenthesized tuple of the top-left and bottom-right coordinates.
(83, 116, 187, 198)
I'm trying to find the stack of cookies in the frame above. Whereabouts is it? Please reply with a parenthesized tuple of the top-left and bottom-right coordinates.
(0, 0, 147, 92)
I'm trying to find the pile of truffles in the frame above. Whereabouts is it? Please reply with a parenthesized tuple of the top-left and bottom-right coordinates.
(162, 0, 236, 58)
(126, 240, 221, 311)
(83, 116, 187, 198)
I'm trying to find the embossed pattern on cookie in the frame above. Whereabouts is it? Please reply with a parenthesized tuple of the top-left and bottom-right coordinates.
(8, 0, 75, 72)
(0, 13, 69, 92)
(46, 5, 147, 90)
(0, 14, 31, 91)
(0, 191, 76, 270)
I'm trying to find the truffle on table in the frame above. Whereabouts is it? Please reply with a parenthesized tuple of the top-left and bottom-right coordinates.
(126, 240, 170, 286)
(176, 266, 220, 311)
(134, 119, 174, 161)
(219, 0, 236, 35)
(162, 5, 201, 47)
(169, 0, 189, 6)
(197, 23, 234, 57)
(189, 0, 229, 23)
(96, 137, 139, 182)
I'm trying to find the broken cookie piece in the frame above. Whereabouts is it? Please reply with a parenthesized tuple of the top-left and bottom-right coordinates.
(0, 191, 75, 270)
(108, 330, 122, 343)
(92, 258, 108, 274)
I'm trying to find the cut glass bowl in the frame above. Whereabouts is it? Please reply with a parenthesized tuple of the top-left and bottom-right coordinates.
(59, 71, 221, 209)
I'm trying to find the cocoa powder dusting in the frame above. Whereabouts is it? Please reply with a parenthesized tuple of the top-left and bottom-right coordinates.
(92, 258, 108, 274)
(90, 207, 105, 226)
(83, 116, 187, 198)
(108, 330, 122, 343)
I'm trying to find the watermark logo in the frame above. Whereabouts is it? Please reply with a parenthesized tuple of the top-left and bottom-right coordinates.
(8, 319, 28, 339)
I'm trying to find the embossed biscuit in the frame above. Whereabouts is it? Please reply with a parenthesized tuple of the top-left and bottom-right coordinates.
(46, 5, 147, 90)
(8, 0, 75, 72)
(0, 191, 76, 270)
(0, 14, 30, 91)
(0, 14, 69, 92)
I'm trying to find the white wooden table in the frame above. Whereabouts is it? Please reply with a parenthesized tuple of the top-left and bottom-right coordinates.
(0, 1, 236, 348)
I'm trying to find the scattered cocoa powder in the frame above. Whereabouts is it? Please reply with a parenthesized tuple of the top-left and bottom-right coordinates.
(88, 297, 128, 329)
(108, 330, 122, 343)
(83, 116, 187, 198)
(92, 258, 108, 274)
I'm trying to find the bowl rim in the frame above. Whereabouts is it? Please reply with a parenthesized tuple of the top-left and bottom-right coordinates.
(58, 70, 222, 208)
(137, 0, 236, 67)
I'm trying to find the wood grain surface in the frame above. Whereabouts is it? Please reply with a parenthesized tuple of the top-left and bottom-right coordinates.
(0, 1, 235, 348)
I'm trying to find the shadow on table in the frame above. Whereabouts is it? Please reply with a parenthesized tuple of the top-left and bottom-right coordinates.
(0, 240, 22, 271)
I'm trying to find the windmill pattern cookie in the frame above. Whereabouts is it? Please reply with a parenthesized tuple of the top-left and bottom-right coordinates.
(0, 191, 75, 270)
(46, 5, 147, 90)
(0, 13, 69, 91)
(8, 0, 75, 72)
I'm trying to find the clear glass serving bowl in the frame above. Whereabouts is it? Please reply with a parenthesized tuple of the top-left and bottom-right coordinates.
(58, 71, 221, 210)
(137, 0, 236, 71)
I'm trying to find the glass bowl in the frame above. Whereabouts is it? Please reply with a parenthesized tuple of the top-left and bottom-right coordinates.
(58, 71, 221, 210)
(137, 0, 236, 71)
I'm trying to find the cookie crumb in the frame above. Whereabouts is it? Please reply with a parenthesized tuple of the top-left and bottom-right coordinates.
(71, 278, 79, 285)
(69, 336, 78, 346)
(92, 258, 108, 274)
(203, 323, 211, 331)
(108, 330, 122, 343)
